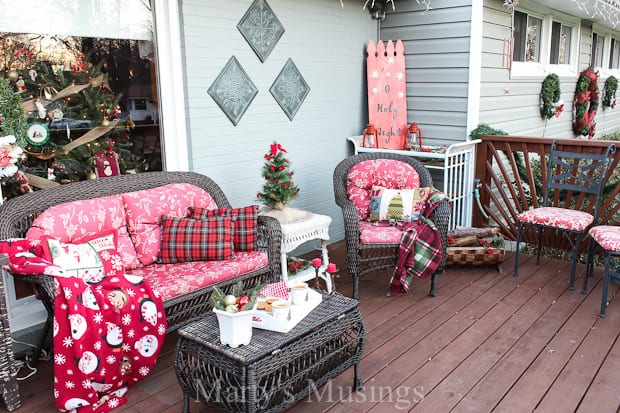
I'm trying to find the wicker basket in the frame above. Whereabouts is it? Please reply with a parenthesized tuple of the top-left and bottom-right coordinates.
(446, 246, 506, 266)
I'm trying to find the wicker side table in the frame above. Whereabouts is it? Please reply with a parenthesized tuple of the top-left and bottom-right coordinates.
(174, 293, 365, 413)
(0, 255, 20, 411)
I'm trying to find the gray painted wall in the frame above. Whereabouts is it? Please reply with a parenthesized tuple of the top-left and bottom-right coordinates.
(180, 0, 377, 245)
(480, 0, 620, 138)
(381, 0, 474, 146)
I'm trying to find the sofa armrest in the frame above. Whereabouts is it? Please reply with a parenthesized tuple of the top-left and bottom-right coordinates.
(256, 215, 282, 282)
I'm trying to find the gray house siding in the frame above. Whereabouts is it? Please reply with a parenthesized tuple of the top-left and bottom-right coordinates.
(180, 0, 377, 244)
(381, 0, 473, 146)
(480, 0, 620, 138)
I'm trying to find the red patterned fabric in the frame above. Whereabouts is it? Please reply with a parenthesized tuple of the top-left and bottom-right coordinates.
(517, 207, 593, 231)
(346, 159, 420, 220)
(359, 221, 403, 244)
(589, 225, 620, 251)
(122, 183, 218, 266)
(0, 239, 167, 412)
(26, 195, 142, 271)
(189, 205, 258, 252)
(260, 281, 289, 300)
(128, 252, 269, 301)
(159, 215, 236, 263)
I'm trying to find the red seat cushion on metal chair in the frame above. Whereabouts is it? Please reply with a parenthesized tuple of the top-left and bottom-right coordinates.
(589, 225, 620, 251)
(517, 207, 594, 231)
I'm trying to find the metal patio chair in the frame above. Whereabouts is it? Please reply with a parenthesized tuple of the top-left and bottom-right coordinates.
(514, 140, 616, 290)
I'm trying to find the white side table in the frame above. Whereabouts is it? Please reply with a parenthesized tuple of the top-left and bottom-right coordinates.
(262, 211, 333, 292)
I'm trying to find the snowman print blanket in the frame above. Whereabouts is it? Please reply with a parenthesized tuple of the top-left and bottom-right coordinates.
(0, 238, 167, 412)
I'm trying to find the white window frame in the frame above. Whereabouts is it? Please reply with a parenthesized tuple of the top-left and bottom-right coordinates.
(591, 24, 620, 78)
(511, 3, 580, 78)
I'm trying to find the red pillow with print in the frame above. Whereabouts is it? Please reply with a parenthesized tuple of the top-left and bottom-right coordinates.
(42, 232, 124, 283)
(159, 215, 236, 263)
(189, 205, 258, 252)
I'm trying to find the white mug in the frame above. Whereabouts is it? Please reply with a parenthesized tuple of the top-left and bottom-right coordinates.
(271, 300, 290, 320)
(290, 282, 309, 305)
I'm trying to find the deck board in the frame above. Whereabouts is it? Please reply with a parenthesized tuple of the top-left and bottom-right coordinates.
(7, 241, 620, 413)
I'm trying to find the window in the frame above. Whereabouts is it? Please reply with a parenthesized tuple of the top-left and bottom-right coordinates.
(550, 21, 571, 64)
(0, 1, 163, 203)
(592, 32, 605, 68)
(610, 38, 620, 69)
(514, 11, 543, 63)
(511, 7, 579, 77)
(0, 0, 164, 332)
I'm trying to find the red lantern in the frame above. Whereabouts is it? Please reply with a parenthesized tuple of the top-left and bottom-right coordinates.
(407, 122, 423, 151)
(362, 123, 378, 148)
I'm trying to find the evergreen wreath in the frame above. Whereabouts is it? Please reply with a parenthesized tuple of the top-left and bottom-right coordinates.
(573, 67, 600, 138)
(540, 73, 561, 119)
(603, 75, 618, 109)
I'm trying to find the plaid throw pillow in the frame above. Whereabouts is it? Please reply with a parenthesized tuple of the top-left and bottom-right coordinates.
(159, 215, 236, 263)
(189, 205, 258, 252)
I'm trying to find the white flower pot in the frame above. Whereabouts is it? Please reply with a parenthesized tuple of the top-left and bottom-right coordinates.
(213, 308, 255, 348)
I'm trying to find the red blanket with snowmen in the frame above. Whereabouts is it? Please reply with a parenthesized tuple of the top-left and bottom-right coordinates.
(0, 239, 167, 412)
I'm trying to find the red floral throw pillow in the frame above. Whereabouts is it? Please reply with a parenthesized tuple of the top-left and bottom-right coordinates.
(189, 205, 258, 252)
(42, 232, 124, 282)
(159, 215, 236, 263)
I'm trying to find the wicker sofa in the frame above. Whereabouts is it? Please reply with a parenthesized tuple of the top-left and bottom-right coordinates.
(0, 171, 282, 362)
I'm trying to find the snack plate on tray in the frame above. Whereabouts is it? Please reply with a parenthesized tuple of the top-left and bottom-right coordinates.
(252, 288, 323, 333)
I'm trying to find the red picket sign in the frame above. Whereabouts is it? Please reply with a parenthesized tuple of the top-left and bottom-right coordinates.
(366, 39, 408, 150)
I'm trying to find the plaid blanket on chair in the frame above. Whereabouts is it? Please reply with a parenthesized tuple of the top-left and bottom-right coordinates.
(390, 190, 448, 295)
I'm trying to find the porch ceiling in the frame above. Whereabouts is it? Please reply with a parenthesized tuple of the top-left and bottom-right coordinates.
(534, 0, 620, 30)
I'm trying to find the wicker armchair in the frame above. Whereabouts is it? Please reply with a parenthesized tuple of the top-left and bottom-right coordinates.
(333, 153, 450, 299)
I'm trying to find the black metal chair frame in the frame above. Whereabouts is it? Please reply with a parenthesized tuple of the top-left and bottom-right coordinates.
(333, 152, 451, 300)
(514, 141, 616, 290)
(589, 245, 620, 317)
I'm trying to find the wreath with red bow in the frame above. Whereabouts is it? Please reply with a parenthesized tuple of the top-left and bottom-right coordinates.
(573, 67, 600, 138)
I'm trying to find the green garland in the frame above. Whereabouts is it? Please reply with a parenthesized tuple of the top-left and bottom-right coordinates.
(603, 75, 618, 108)
(0, 77, 27, 139)
(540, 74, 561, 119)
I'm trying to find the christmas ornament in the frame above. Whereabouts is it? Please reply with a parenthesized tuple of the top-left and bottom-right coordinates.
(6, 70, 18, 81)
(95, 151, 120, 178)
(34, 99, 47, 119)
(26, 123, 50, 146)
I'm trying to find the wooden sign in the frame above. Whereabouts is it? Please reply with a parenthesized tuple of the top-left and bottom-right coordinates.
(366, 39, 408, 150)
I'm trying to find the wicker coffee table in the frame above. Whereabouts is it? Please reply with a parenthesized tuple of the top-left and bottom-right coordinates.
(174, 293, 365, 413)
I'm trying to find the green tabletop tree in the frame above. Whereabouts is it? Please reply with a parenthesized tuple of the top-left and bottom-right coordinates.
(257, 142, 299, 210)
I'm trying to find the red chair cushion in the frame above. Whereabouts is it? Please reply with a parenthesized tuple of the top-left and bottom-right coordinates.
(347, 159, 420, 220)
(517, 207, 594, 231)
(589, 225, 620, 252)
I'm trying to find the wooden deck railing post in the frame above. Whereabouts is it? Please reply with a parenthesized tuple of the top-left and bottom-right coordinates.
(472, 136, 490, 228)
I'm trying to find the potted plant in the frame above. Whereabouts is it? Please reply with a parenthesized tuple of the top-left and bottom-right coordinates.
(210, 282, 262, 347)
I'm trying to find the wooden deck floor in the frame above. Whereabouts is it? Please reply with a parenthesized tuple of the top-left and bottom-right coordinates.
(8, 241, 620, 412)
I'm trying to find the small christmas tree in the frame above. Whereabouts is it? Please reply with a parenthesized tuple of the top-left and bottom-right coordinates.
(257, 142, 299, 210)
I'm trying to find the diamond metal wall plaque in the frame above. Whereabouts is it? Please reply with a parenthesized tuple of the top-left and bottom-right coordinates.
(208, 56, 258, 126)
(237, 0, 285, 63)
(270, 58, 310, 121)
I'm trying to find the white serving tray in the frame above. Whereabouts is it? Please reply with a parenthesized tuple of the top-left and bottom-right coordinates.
(251, 289, 322, 333)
